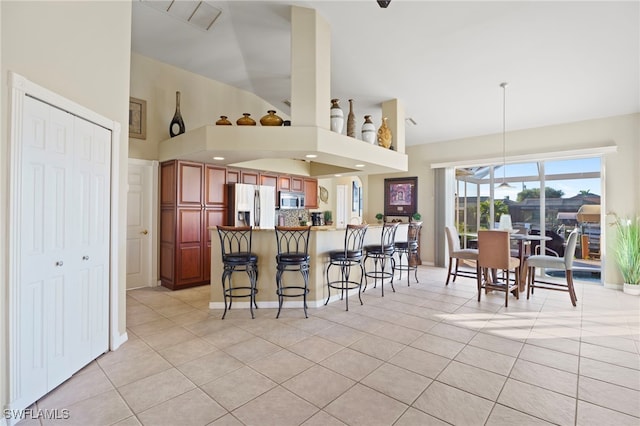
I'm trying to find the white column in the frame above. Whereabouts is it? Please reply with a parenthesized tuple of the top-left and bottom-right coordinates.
(290, 6, 331, 129)
(381, 99, 405, 154)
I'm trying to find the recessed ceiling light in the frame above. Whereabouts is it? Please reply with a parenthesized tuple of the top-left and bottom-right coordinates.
(355, 164, 365, 168)
(334, 174, 342, 177)
(305, 154, 317, 158)
(213, 156, 225, 160)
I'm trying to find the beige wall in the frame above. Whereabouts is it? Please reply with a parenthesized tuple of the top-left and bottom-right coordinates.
(129, 53, 290, 160)
(368, 113, 640, 286)
(1, 0, 132, 413)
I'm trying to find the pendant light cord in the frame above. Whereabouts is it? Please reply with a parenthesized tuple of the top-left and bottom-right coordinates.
(501, 82, 508, 185)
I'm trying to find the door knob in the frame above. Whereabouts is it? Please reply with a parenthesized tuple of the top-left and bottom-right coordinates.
(140, 229, 148, 235)
(55, 261, 63, 267)
(82, 255, 90, 261)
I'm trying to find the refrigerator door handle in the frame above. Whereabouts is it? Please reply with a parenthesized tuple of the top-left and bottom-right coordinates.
(254, 189, 261, 227)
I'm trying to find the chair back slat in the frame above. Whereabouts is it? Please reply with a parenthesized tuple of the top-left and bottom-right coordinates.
(344, 224, 369, 253)
(380, 222, 399, 248)
(275, 226, 311, 255)
(217, 225, 253, 256)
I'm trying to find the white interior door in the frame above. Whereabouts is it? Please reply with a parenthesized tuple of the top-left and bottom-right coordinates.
(126, 160, 154, 289)
(17, 95, 110, 409)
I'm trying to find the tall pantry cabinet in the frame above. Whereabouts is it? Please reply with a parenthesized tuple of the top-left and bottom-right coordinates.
(160, 160, 227, 289)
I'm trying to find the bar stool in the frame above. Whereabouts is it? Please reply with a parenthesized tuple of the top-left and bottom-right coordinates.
(394, 221, 422, 286)
(363, 222, 399, 297)
(216, 225, 259, 319)
(274, 226, 311, 318)
(325, 224, 369, 311)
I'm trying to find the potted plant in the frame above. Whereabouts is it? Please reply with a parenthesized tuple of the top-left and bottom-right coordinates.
(323, 210, 333, 226)
(612, 214, 640, 295)
(375, 213, 384, 224)
(412, 212, 422, 222)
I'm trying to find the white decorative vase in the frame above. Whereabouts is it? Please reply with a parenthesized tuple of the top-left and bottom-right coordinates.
(361, 115, 376, 144)
(623, 283, 640, 295)
(330, 99, 344, 134)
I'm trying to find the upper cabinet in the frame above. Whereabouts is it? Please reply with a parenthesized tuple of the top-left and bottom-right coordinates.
(303, 178, 318, 208)
(260, 173, 278, 187)
(292, 177, 304, 192)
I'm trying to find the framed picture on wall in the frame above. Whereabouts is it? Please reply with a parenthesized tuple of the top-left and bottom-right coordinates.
(384, 176, 417, 216)
(352, 181, 359, 212)
(129, 97, 147, 140)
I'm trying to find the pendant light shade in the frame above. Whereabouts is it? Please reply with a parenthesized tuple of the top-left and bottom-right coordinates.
(497, 82, 512, 189)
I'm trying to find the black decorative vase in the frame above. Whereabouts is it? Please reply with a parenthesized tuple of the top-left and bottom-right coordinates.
(169, 91, 185, 137)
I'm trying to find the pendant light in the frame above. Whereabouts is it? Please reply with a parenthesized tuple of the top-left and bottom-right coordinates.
(497, 82, 512, 189)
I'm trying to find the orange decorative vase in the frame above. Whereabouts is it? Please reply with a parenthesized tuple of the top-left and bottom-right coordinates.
(377, 117, 392, 149)
(260, 110, 283, 126)
(236, 113, 256, 126)
(216, 116, 232, 125)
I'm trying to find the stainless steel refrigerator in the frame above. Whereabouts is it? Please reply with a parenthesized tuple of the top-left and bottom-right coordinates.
(227, 183, 276, 228)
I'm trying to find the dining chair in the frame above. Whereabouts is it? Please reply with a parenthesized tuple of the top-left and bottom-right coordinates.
(476, 230, 520, 307)
(445, 226, 478, 285)
(526, 229, 579, 306)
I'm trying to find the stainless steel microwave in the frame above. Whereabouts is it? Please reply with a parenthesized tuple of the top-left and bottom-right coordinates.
(279, 191, 305, 209)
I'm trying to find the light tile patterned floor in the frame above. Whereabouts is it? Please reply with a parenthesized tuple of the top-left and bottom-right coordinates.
(18, 266, 640, 425)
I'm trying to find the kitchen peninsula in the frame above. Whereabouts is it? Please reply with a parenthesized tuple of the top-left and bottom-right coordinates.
(208, 224, 409, 311)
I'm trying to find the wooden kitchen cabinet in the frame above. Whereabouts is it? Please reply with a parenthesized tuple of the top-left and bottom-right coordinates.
(241, 170, 259, 185)
(291, 177, 304, 192)
(260, 173, 278, 187)
(303, 178, 318, 208)
(160, 160, 226, 290)
(278, 175, 291, 192)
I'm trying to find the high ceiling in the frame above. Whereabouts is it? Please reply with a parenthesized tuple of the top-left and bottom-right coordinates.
(131, 1, 640, 146)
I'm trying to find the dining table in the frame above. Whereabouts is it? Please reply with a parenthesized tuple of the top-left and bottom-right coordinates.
(509, 233, 552, 291)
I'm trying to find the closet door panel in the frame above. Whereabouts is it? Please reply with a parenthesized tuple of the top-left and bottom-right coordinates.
(74, 118, 111, 362)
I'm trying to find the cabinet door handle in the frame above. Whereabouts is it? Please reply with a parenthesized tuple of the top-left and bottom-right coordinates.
(55, 261, 64, 267)
(140, 229, 148, 235)
(82, 255, 90, 261)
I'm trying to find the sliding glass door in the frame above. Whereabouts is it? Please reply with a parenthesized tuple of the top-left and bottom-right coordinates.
(455, 157, 601, 282)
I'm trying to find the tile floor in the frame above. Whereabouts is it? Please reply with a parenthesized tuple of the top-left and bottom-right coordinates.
(17, 266, 640, 425)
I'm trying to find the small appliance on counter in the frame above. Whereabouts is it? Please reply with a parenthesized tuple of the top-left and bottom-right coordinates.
(310, 212, 323, 226)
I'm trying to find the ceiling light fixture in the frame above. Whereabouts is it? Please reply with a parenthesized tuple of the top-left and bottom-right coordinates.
(305, 154, 317, 158)
(497, 82, 512, 189)
(355, 164, 365, 168)
(377, 0, 391, 8)
(212, 156, 224, 160)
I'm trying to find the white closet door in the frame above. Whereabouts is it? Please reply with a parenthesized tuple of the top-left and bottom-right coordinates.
(20, 96, 76, 398)
(73, 116, 111, 368)
(18, 96, 110, 403)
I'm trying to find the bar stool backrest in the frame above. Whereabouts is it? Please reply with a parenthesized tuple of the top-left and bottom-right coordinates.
(407, 221, 422, 248)
(343, 224, 369, 256)
(217, 225, 253, 257)
(275, 226, 311, 255)
(380, 222, 399, 251)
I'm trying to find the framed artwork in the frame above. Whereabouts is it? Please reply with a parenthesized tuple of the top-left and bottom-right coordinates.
(352, 181, 359, 212)
(129, 97, 147, 139)
(384, 176, 417, 216)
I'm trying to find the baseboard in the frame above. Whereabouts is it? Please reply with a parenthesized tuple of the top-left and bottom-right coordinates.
(111, 331, 128, 351)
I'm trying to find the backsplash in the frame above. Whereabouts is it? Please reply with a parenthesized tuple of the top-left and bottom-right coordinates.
(278, 209, 309, 226)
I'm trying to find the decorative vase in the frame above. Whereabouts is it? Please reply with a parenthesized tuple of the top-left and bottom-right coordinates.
(330, 99, 344, 134)
(623, 283, 640, 295)
(346, 99, 356, 138)
(361, 115, 376, 144)
(215, 115, 232, 125)
(260, 110, 283, 126)
(377, 117, 392, 149)
(169, 91, 186, 137)
(236, 113, 256, 126)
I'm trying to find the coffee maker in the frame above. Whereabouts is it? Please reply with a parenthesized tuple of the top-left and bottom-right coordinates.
(310, 212, 323, 226)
